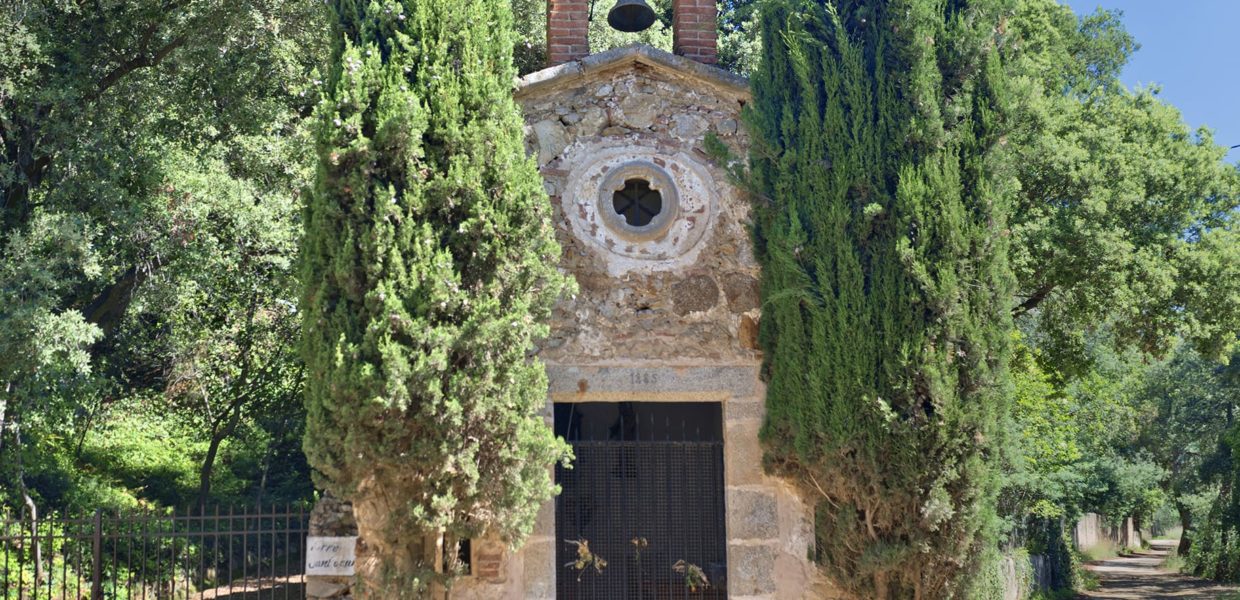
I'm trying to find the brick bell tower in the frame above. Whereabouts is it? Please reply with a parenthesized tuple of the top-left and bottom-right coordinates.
(545, 0, 718, 65)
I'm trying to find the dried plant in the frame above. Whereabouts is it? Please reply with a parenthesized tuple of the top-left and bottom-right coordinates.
(564, 539, 608, 581)
(673, 559, 710, 592)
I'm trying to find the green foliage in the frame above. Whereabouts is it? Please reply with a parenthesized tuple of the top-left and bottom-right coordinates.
(1001, 337, 1082, 521)
(302, 0, 572, 593)
(1138, 346, 1238, 502)
(0, 212, 103, 421)
(76, 400, 206, 508)
(1002, 0, 1240, 373)
(747, 0, 1016, 595)
(1181, 356, 1240, 581)
(589, 0, 674, 54)
(965, 547, 1032, 600)
(1, 0, 327, 512)
(1081, 456, 1166, 527)
(1163, 545, 1187, 573)
(1185, 448, 1240, 581)
(511, 0, 551, 73)
(1072, 560, 1100, 592)
(999, 328, 1168, 585)
(717, 0, 761, 75)
(508, 0, 754, 76)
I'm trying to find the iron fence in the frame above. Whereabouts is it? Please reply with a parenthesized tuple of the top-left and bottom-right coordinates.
(1, 505, 309, 600)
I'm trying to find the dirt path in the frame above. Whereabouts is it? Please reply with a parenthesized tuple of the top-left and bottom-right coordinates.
(1076, 539, 1239, 599)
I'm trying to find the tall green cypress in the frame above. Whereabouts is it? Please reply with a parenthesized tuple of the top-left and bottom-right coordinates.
(748, 1, 1014, 597)
(300, 0, 571, 596)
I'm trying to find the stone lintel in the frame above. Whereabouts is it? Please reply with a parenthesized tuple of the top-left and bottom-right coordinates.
(545, 363, 760, 401)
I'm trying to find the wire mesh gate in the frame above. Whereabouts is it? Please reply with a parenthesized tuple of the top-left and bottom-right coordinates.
(555, 402, 727, 600)
(0, 506, 309, 600)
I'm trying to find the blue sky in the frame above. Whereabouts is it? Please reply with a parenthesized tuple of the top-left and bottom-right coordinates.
(1064, 0, 1239, 162)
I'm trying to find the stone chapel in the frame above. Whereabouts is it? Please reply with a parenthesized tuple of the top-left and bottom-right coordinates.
(308, 2, 833, 598)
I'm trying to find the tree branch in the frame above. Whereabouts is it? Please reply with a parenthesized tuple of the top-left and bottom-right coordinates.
(91, 34, 187, 102)
(81, 266, 149, 335)
(1012, 282, 1056, 317)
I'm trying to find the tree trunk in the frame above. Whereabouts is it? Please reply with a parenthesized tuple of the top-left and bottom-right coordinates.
(253, 438, 274, 508)
(1177, 500, 1194, 555)
(351, 474, 443, 599)
(14, 420, 44, 584)
(197, 406, 243, 510)
(0, 382, 8, 453)
(23, 492, 44, 584)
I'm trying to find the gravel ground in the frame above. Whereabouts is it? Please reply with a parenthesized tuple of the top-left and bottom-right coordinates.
(1076, 540, 1238, 600)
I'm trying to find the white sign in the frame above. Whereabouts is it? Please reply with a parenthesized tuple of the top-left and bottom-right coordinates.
(306, 536, 357, 576)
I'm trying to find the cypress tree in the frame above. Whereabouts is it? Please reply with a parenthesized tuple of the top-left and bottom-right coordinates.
(300, 1, 571, 596)
(748, 0, 1015, 597)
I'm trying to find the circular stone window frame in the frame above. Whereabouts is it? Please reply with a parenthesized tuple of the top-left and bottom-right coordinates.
(598, 161, 679, 242)
(560, 143, 718, 271)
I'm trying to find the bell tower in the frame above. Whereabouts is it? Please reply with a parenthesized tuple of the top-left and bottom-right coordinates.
(546, 0, 590, 65)
(545, 0, 719, 66)
(671, 0, 717, 64)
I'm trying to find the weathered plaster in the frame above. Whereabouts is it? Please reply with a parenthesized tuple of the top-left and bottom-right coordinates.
(520, 48, 759, 365)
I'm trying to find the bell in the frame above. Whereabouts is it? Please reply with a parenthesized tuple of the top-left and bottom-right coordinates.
(607, 0, 658, 33)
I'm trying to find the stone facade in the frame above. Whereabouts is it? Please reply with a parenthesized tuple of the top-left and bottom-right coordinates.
(453, 46, 834, 599)
(307, 44, 835, 600)
(520, 46, 759, 364)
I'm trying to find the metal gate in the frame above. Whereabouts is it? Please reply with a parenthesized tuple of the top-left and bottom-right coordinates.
(1, 505, 309, 599)
(555, 402, 727, 600)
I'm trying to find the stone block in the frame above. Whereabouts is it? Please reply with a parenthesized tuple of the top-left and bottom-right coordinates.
(728, 543, 777, 595)
(521, 540, 557, 599)
(546, 365, 760, 398)
(724, 399, 764, 421)
(470, 536, 508, 581)
(671, 113, 709, 141)
(727, 488, 778, 539)
(738, 313, 759, 350)
(725, 419, 765, 485)
(534, 498, 556, 537)
(671, 274, 720, 315)
(305, 578, 349, 598)
(309, 492, 357, 536)
(601, 125, 631, 137)
(722, 273, 760, 311)
(618, 92, 662, 129)
(532, 119, 570, 167)
(573, 107, 608, 136)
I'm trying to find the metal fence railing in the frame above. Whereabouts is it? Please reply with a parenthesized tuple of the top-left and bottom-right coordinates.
(1, 505, 309, 600)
